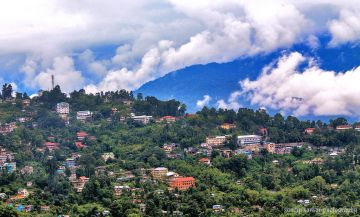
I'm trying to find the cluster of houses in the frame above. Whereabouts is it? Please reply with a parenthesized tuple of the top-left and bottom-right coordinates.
(0, 147, 16, 173)
(0, 122, 17, 134)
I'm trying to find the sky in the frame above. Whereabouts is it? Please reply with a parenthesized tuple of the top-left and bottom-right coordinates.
(0, 0, 360, 116)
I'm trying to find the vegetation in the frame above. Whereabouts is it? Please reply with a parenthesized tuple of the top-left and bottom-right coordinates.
(0, 85, 358, 216)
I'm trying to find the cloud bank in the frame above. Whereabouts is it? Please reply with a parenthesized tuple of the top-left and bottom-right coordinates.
(0, 0, 359, 112)
(239, 52, 360, 116)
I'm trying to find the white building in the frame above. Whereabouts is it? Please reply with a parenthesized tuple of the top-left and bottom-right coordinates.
(76, 111, 92, 121)
(56, 102, 70, 114)
(237, 135, 262, 146)
(130, 114, 153, 125)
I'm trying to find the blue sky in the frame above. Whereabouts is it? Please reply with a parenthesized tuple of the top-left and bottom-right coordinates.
(0, 0, 360, 116)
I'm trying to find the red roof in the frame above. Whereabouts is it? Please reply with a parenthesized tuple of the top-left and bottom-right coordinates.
(77, 132, 88, 137)
(44, 142, 58, 147)
(199, 158, 210, 163)
(75, 142, 86, 148)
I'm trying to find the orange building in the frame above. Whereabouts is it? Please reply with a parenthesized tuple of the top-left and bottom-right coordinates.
(220, 123, 236, 130)
(169, 177, 195, 190)
(263, 143, 275, 154)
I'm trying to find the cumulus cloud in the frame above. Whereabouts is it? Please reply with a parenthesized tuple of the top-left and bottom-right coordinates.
(240, 52, 360, 116)
(0, 0, 358, 96)
(33, 56, 84, 92)
(196, 95, 212, 108)
(217, 91, 242, 111)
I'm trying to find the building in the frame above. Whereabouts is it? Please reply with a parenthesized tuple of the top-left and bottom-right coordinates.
(22, 99, 31, 107)
(0, 122, 17, 134)
(237, 135, 262, 146)
(198, 157, 211, 165)
(102, 152, 115, 161)
(114, 185, 130, 197)
(64, 158, 76, 167)
(77, 132, 88, 141)
(20, 166, 34, 175)
(168, 177, 196, 190)
(151, 167, 168, 181)
(234, 149, 252, 159)
(355, 125, 360, 132)
(158, 116, 177, 123)
(259, 127, 268, 136)
(44, 142, 59, 151)
(56, 102, 70, 114)
(263, 143, 275, 154)
(206, 136, 227, 146)
(130, 114, 153, 125)
(76, 111, 92, 121)
(220, 123, 236, 130)
(5, 162, 16, 172)
(40, 206, 50, 212)
(71, 176, 89, 193)
(304, 128, 316, 135)
(336, 125, 352, 130)
(75, 141, 86, 149)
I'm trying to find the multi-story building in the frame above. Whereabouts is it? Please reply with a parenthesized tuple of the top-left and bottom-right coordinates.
(76, 111, 92, 121)
(71, 176, 89, 193)
(130, 114, 153, 125)
(56, 102, 70, 114)
(336, 125, 352, 130)
(237, 135, 262, 146)
(206, 136, 227, 146)
(77, 132, 88, 141)
(64, 158, 76, 167)
(158, 116, 177, 123)
(151, 167, 168, 181)
(169, 177, 196, 190)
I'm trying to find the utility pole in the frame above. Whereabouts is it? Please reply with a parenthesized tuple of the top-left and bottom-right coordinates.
(51, 74, 55, 90)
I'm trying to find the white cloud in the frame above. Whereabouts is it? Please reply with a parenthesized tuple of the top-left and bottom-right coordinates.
(240, 52, 360, 116)
(33, 56, 84, 93)
(196, 95, 212, 108)
(0, 0, 357, 95)
(217, 91, 242, 110)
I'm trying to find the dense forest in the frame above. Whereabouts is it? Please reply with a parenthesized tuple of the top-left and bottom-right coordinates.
(0, 84, 359, 216)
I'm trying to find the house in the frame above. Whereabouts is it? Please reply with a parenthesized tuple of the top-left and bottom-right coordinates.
(26, 182, 33, 187)
(130, 114, 153, 125)
(234, 149, 252, 159)
(64, 158, 76, 167)
(198, 157, 211, 165)
(237, 135, 262, 146)
(221, 149, 233, 158)
(5, 162, 16, 172)
(102, 152, 115, 161)
(220, 123, 236, 130)
(305, 128, 316, 135)
(40, 205, 50, 212)
(56, 102, 70, 114)
(212, 205, 224, 212)
(71, 176, 89, 193)
(259, 127, 268, 136)
(206, 136, 227, 146)
(163, 143, 178, 153)
(114, 185, 130, 197)
(117, 171, 135, 182)
(22, 99, 31, 107)
(158, 116, 177, 123)
(75, 141, 86, 149)
(76, 132, 88, 141)
(25, 205, 33, 212)
(10, 189, 29, 200)
(151, 167, 168, 181)
(0, 122, 17, 134)
(355, 125, 360, 132)
(336, 125, 352, 130)
(20, 166, 34, 175)
(263, 143, 275, 154)
(44, 142, 59, 151)
(168, 176, 196, 190)
(76, 111, 92, 121)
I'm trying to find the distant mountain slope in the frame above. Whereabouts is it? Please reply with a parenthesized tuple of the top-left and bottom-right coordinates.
(136, 41, 360, 113)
